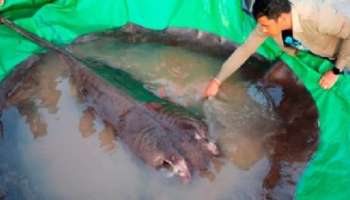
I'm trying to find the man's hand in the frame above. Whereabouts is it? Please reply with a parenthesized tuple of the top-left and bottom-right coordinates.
(203, 78, 221, 98)
(0, 0, 4, 6)
(319, 70, 339, 90)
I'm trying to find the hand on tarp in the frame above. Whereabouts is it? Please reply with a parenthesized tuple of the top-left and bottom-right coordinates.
(319, 70, 339, 90)
(203, 78, 221, 98)
(0, 0, 4, 6)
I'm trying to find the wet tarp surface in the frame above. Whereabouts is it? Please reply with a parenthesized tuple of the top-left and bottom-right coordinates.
(0, 0, 349, 199)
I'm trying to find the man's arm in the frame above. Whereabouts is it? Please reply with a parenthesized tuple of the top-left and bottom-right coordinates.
(203, 25, 267, 97)
(215, 25, 267, 82)
(335, 36, 350, 71)
(318, 4, 350, 70)
(318, 5, 350, 89)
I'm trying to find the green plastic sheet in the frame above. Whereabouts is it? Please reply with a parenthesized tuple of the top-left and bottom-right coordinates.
(1, 0, 349, 199)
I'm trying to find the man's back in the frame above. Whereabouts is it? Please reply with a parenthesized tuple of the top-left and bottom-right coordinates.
(292, 0, 350, 59)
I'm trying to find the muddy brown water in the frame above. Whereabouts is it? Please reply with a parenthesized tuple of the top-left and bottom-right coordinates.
(0, 32, 318, 200)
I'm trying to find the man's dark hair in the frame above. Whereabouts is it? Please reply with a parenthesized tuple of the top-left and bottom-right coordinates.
(252, 0, 292, 20)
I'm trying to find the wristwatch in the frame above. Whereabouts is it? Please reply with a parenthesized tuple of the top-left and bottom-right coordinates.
(332, 66, 344, 75)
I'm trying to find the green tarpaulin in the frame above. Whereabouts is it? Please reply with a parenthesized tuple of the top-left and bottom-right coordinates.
(1, 0, 349, 199)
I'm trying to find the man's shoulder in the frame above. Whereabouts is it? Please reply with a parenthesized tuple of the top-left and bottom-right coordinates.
(292, 0, 317, 19)
(292, 0, 331, 31)
(295, 0, 348, 19)
(294, 0, 350, 38)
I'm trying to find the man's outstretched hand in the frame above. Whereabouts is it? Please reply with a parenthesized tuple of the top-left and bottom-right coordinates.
(203, 78, 221, 98)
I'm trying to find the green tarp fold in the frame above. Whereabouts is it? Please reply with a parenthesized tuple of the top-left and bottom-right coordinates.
(1, 0, 349, 199)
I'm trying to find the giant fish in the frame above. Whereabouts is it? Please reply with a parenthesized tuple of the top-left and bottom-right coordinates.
(65, 57, 220, 182)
